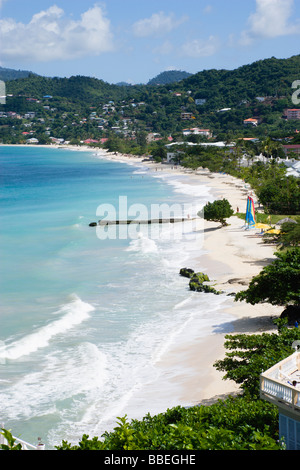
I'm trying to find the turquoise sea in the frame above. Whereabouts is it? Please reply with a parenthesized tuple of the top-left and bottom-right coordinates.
(0, 146, 233, 448)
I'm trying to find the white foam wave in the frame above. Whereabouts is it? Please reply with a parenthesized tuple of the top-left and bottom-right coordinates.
(151, 172, 212, 202)
(0, 342, 107, 421)
(173, 181, 211, 199)
(132, 167, 149, 175)
(126, 232, 159, 254)
(0, 295, 94, 360)
(76, 293, 233, 438)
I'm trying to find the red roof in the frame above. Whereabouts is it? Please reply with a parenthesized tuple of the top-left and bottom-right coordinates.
(283, 144, 300, 148)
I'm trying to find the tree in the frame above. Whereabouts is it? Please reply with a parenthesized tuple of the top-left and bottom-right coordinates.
(150, 143, 167, 161)
(235, 248, 300, 309)
(135, 130, 147, 151)
(56, 398, 281, 450)
(214, 319, 300, 397)
(264, 218, 300, 249)
(279, 219, 300, 249)
(259, 137, 282, 159)
(201, 199, 234, 227)
(257, 174, 300, 214)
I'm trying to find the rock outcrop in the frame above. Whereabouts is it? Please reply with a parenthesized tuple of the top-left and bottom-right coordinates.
(180, 268, 222, 295)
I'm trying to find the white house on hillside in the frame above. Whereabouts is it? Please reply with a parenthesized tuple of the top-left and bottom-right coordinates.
(182, 128, 212, 138)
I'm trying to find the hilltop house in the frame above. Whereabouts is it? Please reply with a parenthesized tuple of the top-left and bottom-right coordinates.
(283, 144, 300, 157)
(24, 112, 36, 119)
(243, 118, 259, 127)
(195, 99, 206, 105)
(166, 151, 182, 164)
(284, 109, 300, 120)
(84, 139, 99, 145)
(146, 133, 162, 143)
(26, 138, 39, 144)
(182, 128, 212, 138)
(180, 112, 194, 120)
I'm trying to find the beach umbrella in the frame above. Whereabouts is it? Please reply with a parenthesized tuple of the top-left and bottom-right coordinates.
(277, 218, 296, 225)
(255, 223, 271, 230)
(265, 229, 281, 234)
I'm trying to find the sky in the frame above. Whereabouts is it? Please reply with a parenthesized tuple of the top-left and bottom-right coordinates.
(0, 0, 300, 84)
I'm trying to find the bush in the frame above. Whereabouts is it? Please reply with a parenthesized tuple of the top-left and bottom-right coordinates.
(55, 397, 280, 450)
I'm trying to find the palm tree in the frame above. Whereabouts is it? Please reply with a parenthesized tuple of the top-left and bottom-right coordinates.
(233, 138, 246, 170)
(260, 137, 274, 158)
(259, 137, 283, 160)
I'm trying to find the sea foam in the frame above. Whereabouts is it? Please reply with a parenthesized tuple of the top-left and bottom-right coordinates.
(126, 232, 159, 254)
(0, 294, 94, 360)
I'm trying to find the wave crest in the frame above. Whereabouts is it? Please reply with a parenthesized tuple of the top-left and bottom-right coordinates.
(0, 294, 94, 360)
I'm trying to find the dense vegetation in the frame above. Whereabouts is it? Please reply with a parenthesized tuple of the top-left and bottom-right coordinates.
(0, 66, 35, 81)
(273, 218, 300, 248)
(147, 70, 192, 85)
(55, 399, 280, 450)
(235, 249, 300, 309)
(1, 54, 300, 139)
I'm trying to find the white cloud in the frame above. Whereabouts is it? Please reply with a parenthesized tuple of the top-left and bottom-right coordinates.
(180, 35, 219, 58)
(240, 0, 300, 45)
(152, 40, 174, 56)
(0, 4, 115, 62)
(203, 5, 213, 14)
(132, 11, 187, 38)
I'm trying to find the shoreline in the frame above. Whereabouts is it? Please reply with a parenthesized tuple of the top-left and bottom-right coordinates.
(3, 144, 282, 412)
(83, 145, 281, 408)
(88, 146, 282, 406)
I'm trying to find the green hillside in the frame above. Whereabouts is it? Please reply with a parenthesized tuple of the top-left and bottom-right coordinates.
(178, 55, 300, 106)
(0, 66, 36, 81)
(1, 55, 300, 141)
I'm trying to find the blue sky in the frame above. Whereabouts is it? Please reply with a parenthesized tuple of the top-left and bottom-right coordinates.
(0, 0, 299, 84)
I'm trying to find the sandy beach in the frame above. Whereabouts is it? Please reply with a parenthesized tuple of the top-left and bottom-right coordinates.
(3, 144, 282, 411)
(87, 147, 282, 407)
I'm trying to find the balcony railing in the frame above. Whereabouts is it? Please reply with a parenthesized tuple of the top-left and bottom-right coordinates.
(260, 351, 300, 414)
(0, 424, 45, 450)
